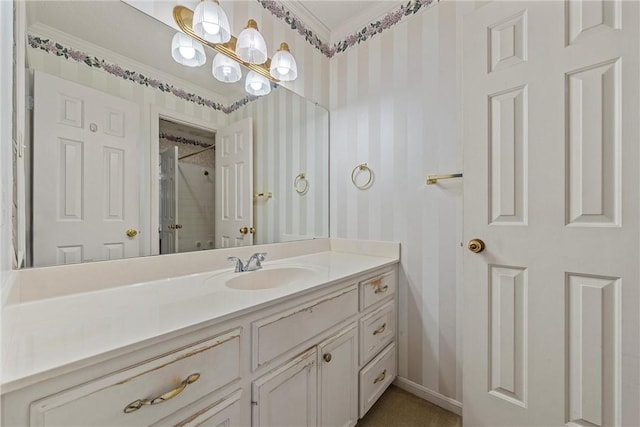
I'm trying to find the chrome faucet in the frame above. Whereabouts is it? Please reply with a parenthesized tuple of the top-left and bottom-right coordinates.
(227, 252, 267, 272)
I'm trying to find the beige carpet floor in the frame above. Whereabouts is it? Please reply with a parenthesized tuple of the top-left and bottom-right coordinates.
(356, 385, 462, 427)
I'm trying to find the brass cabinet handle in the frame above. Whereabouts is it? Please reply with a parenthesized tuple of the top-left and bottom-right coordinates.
(373, 369, 387, 384)
(126, 229, 138, 238)
(239, 227, 249, 234)
(374, 284, 389, 294)
(373, 323, 387, 335)
(323, 353, 332, 363)
(467, 238, 485, 253)
(123, 373, 200, 413)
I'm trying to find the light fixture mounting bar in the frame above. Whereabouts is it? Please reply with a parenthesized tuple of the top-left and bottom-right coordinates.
(173, 6, 279, 83)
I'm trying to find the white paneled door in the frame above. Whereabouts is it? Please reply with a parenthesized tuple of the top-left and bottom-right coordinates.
(463, 1, 639, 426)
(159, 146, 178, 254)
(215, 117, 253, 248)
(33, 71, 140, 267)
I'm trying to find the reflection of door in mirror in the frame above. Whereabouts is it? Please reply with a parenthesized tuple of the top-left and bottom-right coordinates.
(216, 118, 253, 249)
(32, 71, 140, 267)
(159, 146, 178, 254)
(159, 119, 216, 254)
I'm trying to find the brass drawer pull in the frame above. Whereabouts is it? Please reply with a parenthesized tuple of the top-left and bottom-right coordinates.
(123, 373, 200, 413)
(374, 284, 389, 294)
(373, 369, 387, 384)
(373, 323, 387, 335)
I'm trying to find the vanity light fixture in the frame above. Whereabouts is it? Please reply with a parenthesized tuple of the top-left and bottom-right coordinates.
(235, 19, 268, 65)
(171, 32, 207, 67)
(173, 5, 298, 96)
(192, 0, 231, 44)
(269, 42, 298, 81)
(245, 71, 271, 96)
(212, 52, 242, 83)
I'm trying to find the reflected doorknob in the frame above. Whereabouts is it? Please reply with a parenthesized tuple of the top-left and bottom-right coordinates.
(467, 239, 485, 253)
(249, 227, 256, 234)
(126, 229, 138, 238)
(239, 227, 249, 234)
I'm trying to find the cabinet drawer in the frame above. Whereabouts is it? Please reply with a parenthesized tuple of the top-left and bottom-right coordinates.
(359, 342, 396, 417)
(30, 329, 241, 426)
(253, 285, 358, 370)
(153, 389, 243, 427)
(360, 300, 395, 364)
(359, 269, 395, 311)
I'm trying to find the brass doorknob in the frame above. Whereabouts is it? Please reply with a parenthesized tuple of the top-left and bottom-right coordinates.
(175, 224, 183, 229)
(126, 229, 138, 238)
(249, 227, 256, 234)
(323, 353, 332, 363)
(468, 239, 485, 253)
(239, 227, 249, 234)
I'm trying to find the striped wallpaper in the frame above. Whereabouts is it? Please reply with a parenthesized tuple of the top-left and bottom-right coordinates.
(229, 88, 329, 244)
(330, 1, 477, 404)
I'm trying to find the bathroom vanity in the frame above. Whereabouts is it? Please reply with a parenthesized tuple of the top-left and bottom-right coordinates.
(1, 239, 399, 426)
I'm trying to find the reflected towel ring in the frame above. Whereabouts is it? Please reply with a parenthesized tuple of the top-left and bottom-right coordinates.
(294, 173, 309, 195)
(351, 163, 373, 190)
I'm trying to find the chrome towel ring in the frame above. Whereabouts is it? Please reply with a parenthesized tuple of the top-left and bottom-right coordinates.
(294, 173, 309, 195)
(351, 163, 373, 190)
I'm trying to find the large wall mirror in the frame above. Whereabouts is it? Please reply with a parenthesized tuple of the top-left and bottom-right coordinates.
(18, 1, 329, 268)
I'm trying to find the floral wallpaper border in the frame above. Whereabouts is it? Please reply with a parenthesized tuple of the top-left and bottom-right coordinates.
(28, 35, 266, 115)
(159, 132, 213, 148)
(257, 0, 439, 58)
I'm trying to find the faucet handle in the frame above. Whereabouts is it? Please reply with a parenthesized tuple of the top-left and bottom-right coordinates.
(227, 256, 244, 272)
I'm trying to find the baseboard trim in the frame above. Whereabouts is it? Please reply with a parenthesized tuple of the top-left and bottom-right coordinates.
(393, 376, 463, 416)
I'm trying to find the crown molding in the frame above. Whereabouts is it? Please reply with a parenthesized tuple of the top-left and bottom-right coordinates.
(328, 1, 404, 44)
(281, 1, 332, 42)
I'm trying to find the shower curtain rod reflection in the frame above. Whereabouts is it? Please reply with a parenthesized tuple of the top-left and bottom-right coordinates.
(178, 144, 215, 161)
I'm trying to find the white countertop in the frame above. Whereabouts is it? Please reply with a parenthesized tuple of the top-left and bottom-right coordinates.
(1, 247, 398, 392)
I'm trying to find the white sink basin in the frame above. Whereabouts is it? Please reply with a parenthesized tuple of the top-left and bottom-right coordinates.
(224, 266, 319, 290)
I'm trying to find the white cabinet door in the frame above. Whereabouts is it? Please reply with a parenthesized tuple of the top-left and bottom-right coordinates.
(318, 325, 358, 427)
(463, 1, 639, 426)
(252, 349, 317, 427)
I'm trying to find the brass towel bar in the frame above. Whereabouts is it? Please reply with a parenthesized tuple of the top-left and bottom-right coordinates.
(426, 173, 463, 185)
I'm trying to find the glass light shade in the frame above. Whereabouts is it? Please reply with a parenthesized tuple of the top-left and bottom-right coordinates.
(235, 20, 268, 64)
(245, 71, 271, 96)
(269, 42, 298, 81)
(171, 32, 206, 67)
(212, 53, 242, 83)
(192, 0, 231, 44)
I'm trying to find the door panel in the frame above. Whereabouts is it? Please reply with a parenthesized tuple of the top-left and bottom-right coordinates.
(252, 349, 317, 427)
(33, 71, 140, 266)
(215, 117, 253, 248)
(462, 1, 638, 426)
(160, 146, 178, 254)
(318, 325, 358, 427)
